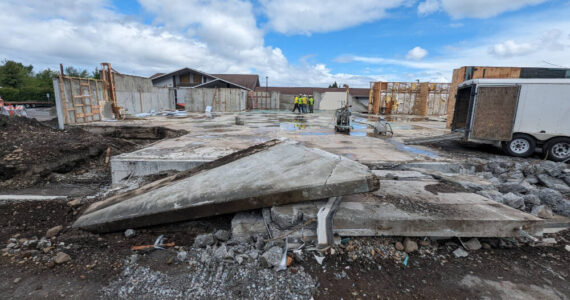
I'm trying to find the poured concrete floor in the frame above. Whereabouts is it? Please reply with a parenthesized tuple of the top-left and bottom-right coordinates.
(88, 111, 450, 183)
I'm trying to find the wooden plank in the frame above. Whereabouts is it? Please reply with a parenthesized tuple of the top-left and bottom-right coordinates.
(471, 86, 520, 141)
(58, 65, 69, 125)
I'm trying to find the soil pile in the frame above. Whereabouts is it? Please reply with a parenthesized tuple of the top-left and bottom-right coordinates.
(0, 115, 136, 189)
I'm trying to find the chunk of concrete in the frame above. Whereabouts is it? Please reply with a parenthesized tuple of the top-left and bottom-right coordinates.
(74, 141, 379, 232)
(256, 180, 544, 238)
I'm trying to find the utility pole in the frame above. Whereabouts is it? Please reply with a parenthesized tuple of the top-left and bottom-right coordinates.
(265, 76, 268, 109)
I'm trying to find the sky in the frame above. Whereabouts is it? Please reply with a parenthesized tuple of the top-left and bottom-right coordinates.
(1, 0, 569, 87)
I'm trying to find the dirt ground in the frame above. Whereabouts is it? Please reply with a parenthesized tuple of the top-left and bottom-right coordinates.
(1, 114, 569, 299)
(1, 197, 568, 299)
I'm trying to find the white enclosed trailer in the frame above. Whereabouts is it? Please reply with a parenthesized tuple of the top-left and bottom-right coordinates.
(451, 78, 570, 161)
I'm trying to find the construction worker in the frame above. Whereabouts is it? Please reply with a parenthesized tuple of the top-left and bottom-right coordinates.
(308, 95, 314, 113)
(292, 95, 300, 113)
(301, 94, 308, 113)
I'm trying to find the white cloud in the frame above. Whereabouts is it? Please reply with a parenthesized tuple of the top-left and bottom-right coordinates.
(487, 40, 538, 57)
(0, 0, 384, 87)
(488, 29, 567, 58)
(406, 46, 428, 60)
(261, 0, 404, 35)
(418, 0, 547, 18)
(417, 0, 440, 16)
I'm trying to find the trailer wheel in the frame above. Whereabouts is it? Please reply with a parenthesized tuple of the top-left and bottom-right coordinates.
(502, 134, 536, 158)
(545, 137, 570, 162)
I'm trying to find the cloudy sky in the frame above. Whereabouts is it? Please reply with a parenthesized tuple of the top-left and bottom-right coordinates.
(1, 0, 569, 87)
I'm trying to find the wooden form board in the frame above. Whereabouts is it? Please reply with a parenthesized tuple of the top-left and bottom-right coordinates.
(247, 91, 277, 110)
(471, 86, 520, 141)
(57, 77, 107, 124)
(369, 81, 450, 116)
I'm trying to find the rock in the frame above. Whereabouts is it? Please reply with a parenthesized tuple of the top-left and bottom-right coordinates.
(555, 199, 570, 217)
(235, 255, 245, 265)
(193, 234, 215, 248)
(13, 278, 21, 284)
(36, 238, 51, 250)
(124, 229, 136, 238)
(67, 199, 81, 207)
(502, 193, 525, 210)
(176, 251, 188, 262)
(565, 245, 570, 252)
(538, 188, 563, 207)
(214, 230, 231, 242)
(419, 240, 430, 247)
(522, 194, 541, 207)
(247, 249, 260, 260)
(498, 183, 528, 194)
(254, 235, 265, 250)
(7, 243, 16, 249)
(53, 252, 71, 264)
(539, 161, 565, 178)
(271, 207, 304, 230)
(261, 246, 283, 268)
(394, 242, 404, 251)
(129, 254, 139, 264)
(464, 238, 481, 251)
(541, 238, 556, 245)
(531, 205, 553, 219)
(213, 244, 233, 260)
(482, 243, 491, 250)
(45, 225, 63, 238)
(524, 175, 539, 185)
(453, 248, 469, 258)
(563, 176, 570, 186)
(537, 174, 570, 193)
(403, 238, 418, 253)
(231, 212, 267, 240)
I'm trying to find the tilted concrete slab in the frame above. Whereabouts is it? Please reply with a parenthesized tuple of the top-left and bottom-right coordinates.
(111, 134, 268, 183)
(75, 140, 379, 232)
(263, 179, 543, 238)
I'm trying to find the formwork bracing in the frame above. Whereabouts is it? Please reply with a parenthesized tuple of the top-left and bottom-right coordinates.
(368, 81, 450, 116)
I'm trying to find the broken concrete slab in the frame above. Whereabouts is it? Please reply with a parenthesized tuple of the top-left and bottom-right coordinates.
(111, 134, 267, 183)
(255, 179, 543, 238)
(74, 140, 379, 232)
(371, 170, 432, 180)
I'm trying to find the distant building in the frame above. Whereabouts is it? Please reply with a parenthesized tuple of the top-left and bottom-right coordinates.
(151, 67, 259, 90)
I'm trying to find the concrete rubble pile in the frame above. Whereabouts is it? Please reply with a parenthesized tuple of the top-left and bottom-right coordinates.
(74, 139, 380, 232)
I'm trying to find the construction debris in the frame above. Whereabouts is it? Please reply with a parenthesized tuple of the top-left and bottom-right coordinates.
(74, 140, 379, 232)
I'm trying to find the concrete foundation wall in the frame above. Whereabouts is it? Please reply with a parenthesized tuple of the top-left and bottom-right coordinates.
(114, 74, 175, 114)
(184, 88, 246, 112)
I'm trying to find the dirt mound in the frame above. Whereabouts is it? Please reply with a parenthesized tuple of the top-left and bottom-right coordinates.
(0, 115, 136, 189)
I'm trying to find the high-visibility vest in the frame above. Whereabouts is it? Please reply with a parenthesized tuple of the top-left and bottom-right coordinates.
(294, 96, 299, 104)
(302, 97, 307, 104)
(309, 97, 314, 105)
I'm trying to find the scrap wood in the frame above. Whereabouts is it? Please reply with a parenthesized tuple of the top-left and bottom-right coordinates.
(83, 139, 282, 215)
(131, 242, 175, 251)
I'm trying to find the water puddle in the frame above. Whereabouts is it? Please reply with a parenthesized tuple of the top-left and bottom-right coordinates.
(389, 140, 439, 158)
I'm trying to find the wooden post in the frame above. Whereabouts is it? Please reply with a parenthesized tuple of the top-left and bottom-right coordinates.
(58, 64, 69, 125)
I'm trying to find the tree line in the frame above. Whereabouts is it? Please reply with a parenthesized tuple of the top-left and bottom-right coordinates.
(0, 60, 99, 102)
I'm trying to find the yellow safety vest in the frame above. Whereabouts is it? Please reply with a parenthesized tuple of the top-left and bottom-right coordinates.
(294, 97, 299, 104)
(309, 97, 314, 105)
(302, 97, 307, 104)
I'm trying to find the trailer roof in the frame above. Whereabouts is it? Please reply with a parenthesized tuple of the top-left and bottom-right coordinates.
(459, 78, 570, 87)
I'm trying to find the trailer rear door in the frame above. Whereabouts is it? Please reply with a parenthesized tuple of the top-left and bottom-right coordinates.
(470, 85, 520, 141)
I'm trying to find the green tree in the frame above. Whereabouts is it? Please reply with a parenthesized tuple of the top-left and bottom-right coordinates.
(328, 81, 338, 88)
(65, 66, 89, 78)
(0, 60, 33, 88)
